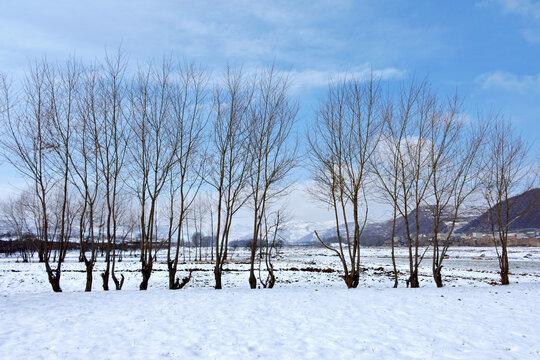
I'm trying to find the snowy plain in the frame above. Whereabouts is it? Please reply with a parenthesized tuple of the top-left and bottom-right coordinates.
(1, 246, 539, 359)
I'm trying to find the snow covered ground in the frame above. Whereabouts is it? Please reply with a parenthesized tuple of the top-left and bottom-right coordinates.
(2, 246, 539, 292)
(1, 246, 539, 359)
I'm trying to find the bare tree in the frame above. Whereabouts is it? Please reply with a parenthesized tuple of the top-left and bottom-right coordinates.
(0, 60, 78, 292)
(190, 196, 210, 262)
(425, 96, 486, 287)
(115, 199, 138, 263)
(309, 74, 384, 288)
(166, 63, 208, 289)
(21, 190, 47, 262)
(247, 67, 297, 289)
(207, 67, 253, 289)
(67, 62, 102, 291)
(1, 193, 32, 262)
(45, 59, 82, 291)
(371, 99, 402, 288)
(90, 52, 130, 291)
(257, 210, 286, 288)
(372, 79, 453, 289)
(391, 80, 438, 288)
(129, 59, 177, 290)
(482, 115, 531, 285)
(208, 193, 215, 261)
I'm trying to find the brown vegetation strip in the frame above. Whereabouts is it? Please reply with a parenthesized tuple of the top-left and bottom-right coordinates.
(288, 267, 335, 273)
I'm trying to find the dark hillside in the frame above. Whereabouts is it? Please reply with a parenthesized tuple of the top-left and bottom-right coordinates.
(460, 188, 540, 234)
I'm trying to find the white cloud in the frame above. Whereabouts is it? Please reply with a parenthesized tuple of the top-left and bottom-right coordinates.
(481, 0, 540, 43)
(522, 28, 540, 43)
(225, 63, 405, 94)
(0, 1, 349, 72)
(491, 0, 540, 19)
(284, 65, 404, 93)
(477, 71, 540, 92)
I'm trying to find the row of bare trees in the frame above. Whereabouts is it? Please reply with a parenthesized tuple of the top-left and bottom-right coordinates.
(0, 54, 297, 292)
(0, 54, 536, 291)
(204, 66, 297, 289)
(309, 76, 535, 288)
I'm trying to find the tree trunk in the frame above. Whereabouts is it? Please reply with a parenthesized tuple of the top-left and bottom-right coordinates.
(249, 270, 257, 289)
(46, 270, 62, 292)
(170, 270, 193, 290)
(38, 248, 45, 263)
(433, 267, 443, 288)
(390, 213, 398, 288)
(501, 270, 509, 285)
(500, 248, 510, 285)
(140, 263, 152, 290)
(49, 278, 62, 292)
(352, 272, 359, 288)
(168, 261, 177, 290)
(343, 272, 359, 289)
(268, 273, 275, 289)
(84, 261, 93, 292)
(391, 241, 398, 288)
(168, 260, 193, 290)
(112, 272, 124, 290)
(101, 271, 109, 291)
(214, 266, 222, 290)
(408, 270, 419, 288)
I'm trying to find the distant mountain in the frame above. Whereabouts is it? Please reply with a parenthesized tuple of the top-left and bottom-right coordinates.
(229, 219, 336, 246)
(296, 205, 479, 246)
(460, 188, 540, 234)
(297, 220, 393, 246)
(393, 206, 449, 237)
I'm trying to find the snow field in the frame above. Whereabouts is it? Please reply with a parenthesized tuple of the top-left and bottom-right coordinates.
(1, 286, 539, 359)
(0, 246, 539, 359)
(1, 247, 539, 293)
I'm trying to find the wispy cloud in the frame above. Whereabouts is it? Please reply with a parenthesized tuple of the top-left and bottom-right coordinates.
(488, 0, 540, 19)
(0, 1, 349, 71)
(522, 28, 540, 43)
(477, 71, 540, 92)
(284, 65, 405, 93)
(0, 0, 436, 80)
(481, 0, 540, 43)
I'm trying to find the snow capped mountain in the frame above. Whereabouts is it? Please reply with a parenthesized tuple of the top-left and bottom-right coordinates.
(280, 219, 336, 244)
(295, 220, 394, 246)
(227, 218, 336, 245)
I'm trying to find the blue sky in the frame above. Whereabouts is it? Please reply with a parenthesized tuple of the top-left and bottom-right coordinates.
(0, 0, 539, 222)
(1, 0, 539, 134)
